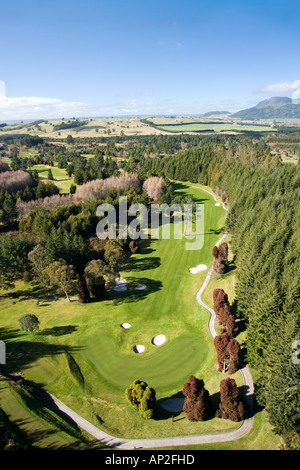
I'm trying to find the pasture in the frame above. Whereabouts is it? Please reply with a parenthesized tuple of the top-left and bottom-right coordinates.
(154, 122, 276, 133)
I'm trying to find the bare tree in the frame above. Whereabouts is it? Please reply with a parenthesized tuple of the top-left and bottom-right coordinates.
(142, 176, 165, 201)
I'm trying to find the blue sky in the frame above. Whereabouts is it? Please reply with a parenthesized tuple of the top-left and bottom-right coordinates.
(1, 0, 300, 119)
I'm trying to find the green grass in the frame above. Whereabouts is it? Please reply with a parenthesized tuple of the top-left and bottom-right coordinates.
(31, 163, 75, 193)
(0, 376, 106, 449)
(0, 182, 281, 448)
(156, 123, 276, 133)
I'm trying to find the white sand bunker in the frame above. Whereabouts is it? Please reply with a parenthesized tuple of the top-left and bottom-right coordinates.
(215, 202, 221, 206)
(135, 283, 146, 290)
(189, 264, 207, 274)
(120, 323, 131, 329)
(160, 398, 185, 412)
(152, 334, 166, 346)
(133, 345, 145, 353)
(113, 277, 127, 292)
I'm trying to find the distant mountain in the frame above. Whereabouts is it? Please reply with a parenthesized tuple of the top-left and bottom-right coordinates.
(201, 110, 231, 117)
(232, 97, 300, 119)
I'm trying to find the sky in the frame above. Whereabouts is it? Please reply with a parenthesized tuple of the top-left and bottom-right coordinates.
(1, 0, 300, 120)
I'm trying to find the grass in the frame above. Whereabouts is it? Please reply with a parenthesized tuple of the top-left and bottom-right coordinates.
(0, 116, 277, 139)
(0, 376, 106, 449)
(155, 123, 276, 133)
(31, 163, 75, 193)
(0, 182, 281, 448)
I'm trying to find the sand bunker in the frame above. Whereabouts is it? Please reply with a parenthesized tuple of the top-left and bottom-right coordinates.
(215, 202, 221, 206)
(133, 345, 145, 353)
(152, 334, 166, 346)
(135, 283, 146, 290)
(160, 398, 185, 412)
(113, 277, 127, 292)
(189, 264, 207, 274)
(120, 323, 131, 329)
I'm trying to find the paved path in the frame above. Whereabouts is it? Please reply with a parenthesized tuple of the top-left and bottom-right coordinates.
(0, 187, 254, 449)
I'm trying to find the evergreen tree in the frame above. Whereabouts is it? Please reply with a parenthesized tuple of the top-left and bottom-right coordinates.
(76, 274, 90, 303)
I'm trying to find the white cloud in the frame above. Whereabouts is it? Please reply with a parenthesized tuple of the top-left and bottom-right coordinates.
(258, 80, 300, 94)
(0, 80, 90, 120)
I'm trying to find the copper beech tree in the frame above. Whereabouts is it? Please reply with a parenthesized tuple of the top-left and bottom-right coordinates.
(213, 288, 235, 337)
(214, 332, 240, 374)
(216, 377, 245, 422)
(212, 242, 229, 274)
(182, 375, 212, 421)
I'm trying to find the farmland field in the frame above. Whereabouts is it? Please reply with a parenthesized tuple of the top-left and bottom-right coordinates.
(153, 122, 276, 133)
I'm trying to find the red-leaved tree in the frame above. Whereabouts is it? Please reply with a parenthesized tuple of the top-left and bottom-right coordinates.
(212, 242, 229, 274)
(213, 288, 235, 336)
(214, 333, 240, 373)
(216, 378, 245, 422)
(182, 375, 212, 421)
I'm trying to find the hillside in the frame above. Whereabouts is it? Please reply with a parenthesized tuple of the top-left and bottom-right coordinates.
(232, 96, 300, 119)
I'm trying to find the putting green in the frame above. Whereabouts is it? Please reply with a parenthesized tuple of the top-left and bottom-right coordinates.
(84, 333, 206, 392)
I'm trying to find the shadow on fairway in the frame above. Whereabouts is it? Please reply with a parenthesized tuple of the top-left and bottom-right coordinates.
(41, 325, 78, 337)
(0, 326, 84, 377)
(3, 284, 68, 304)
(108, 277, 163, 304)
(125, 256, 161, 272)
(172, 181, 210, 204)
(206, 226, 225, 235)
(138, 238, 155, 255)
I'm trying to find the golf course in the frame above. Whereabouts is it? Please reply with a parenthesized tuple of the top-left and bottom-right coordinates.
(0, 181, 279, 449)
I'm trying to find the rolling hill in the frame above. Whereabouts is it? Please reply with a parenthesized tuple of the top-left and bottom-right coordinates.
(232, 96, 300, 120)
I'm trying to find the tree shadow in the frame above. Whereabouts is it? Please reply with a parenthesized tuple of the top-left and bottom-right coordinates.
(0, 326, 84, 375)
(171, 182, 209, 204)
(3, 284, 60, 303)
(238, 384, 257, 419)
(41, 325, 78, 337)
(156, 390, 185, 421)
(124, 256, 161, 272)
(206, 226, 226, 235)
(224, 264, 237, 275)
(107, 277, 163, 304)
(137, 238, 155, 255)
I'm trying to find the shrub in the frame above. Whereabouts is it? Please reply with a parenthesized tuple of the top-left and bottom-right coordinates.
(125, 379, 156, 419)
(18, 314, 39, 333)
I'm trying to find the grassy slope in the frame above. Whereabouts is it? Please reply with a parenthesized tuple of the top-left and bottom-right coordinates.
(156, 123, 275, 133)
(0, 182, 281, 448)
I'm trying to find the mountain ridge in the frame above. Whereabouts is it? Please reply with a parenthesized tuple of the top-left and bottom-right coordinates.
(231, 96, 300, 119)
